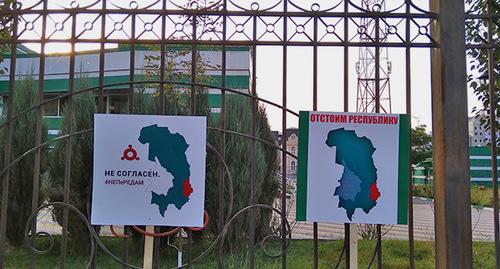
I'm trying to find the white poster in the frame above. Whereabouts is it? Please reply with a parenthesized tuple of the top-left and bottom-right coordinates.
(91, 114, 207, 227)
(296, 111, 409, 225)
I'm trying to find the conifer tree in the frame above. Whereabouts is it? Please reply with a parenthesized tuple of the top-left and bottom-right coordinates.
(0, 76, 47, 245)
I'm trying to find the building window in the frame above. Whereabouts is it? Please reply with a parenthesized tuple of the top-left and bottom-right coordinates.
(291, 146, 296, 155)
(0, 96, 4, 117)
(43, 97, 60, 116)
(108, 95, 128, 114)
(291, 161, 296, 171)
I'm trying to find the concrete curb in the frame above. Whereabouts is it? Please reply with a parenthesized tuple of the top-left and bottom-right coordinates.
(414, 196, 495, 212)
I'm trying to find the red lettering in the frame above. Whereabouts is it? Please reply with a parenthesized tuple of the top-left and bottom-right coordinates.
(310, 114, 316, 122)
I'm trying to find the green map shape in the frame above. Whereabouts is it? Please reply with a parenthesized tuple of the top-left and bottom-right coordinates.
(138, 124, 191, 217)
(326, 128, 378, 220)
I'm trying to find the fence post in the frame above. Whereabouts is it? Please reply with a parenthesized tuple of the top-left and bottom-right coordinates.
(430, 0, 472, 268)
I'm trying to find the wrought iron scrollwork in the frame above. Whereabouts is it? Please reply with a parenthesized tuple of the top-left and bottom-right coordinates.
(22, 141, 292, 269)
(1, 0, 438, 47)
(288, 0, 343, 12)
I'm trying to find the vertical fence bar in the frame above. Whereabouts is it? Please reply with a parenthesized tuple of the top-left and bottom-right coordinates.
(486, 0, 500, 267)
(405, 1, 415, 268)
(153, 2, 168, 267)
(159, 0, 166, 114)
(248, 10, 258, 269)
(374, 9, 382, 269)
(430, 0, 472, 268)
(343, 2, 350, 266)
(345, 224, 350, 269)
(154, 25, 167, 268)
(281, 1, 288, 268)
(154, 0, 166, 263)
(218, 4, 228, 268)
(150, 3, 169, 265)
(30, 1, 48, 268)
(129, 15, 136, 113)
(313, 224, 318, 269)
(96, 2, 107, 268)
(374, 17, 381, 112)
(186, 12, 198, 269)
(0, 4, 18, 266)
(312, 11, 319, 269)
(60, 9, 78, 269)
(98, 0, 106, 114)
(123, 11, 137, 269)
(376, 224, 382, 269)
(313, 14, 318, 111)
(190, 14, 197, 116)
(343, 0, 349, 113)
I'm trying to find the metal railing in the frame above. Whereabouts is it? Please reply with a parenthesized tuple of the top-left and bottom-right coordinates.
(0, 0, 492, 268)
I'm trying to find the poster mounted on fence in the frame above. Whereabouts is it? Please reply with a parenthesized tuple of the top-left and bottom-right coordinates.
(91, 114, 207, 227)
(296, 111, 410, 225)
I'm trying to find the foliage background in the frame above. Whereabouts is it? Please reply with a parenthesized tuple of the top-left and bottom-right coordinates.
(410, 124, 432, 165)
(45, 78, 96, 252)
(43, 46, 278, 250)
(0, 76, 47, 245)
(465, 0, 500, 139)
(205, 95, 279, 247)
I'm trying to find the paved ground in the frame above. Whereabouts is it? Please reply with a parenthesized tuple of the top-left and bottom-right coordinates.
(285, 197, 496, 241)
(35, 208, 117, 236)
(35, 197, 496, 241)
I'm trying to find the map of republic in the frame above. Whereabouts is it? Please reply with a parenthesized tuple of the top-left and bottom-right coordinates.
(325, 128, 380, 220)
(139, 124, 193, 217)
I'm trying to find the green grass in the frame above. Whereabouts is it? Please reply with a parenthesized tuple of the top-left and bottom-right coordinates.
(413, 184, 497, 208)
(4, 237, 497, 268)
(470, 185, 494, 208)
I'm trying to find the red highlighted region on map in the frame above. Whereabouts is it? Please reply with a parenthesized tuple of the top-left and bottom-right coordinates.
(370, 183, 380, 201)
(183, 178, 193, 197)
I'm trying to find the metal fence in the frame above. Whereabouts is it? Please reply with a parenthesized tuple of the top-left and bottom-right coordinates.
(0, 0, 495, 268)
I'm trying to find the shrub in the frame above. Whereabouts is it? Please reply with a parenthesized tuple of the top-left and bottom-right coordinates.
(0, 76, 47, 245)
(45, 85, 96, 252)
(205, 95, 279, 248)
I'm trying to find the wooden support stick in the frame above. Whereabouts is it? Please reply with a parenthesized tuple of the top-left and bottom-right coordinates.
(143, 226, 155, 269)
(349, 224, 358, 269)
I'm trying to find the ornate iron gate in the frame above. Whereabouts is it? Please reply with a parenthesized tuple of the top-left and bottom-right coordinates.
(0, 0, 494, 268)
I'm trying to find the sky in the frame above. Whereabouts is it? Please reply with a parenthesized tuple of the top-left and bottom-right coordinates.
(16, 0, 481, 132)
